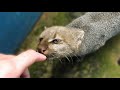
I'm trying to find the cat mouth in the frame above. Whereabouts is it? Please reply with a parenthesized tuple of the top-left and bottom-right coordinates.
(36, 48, 67, 60)
(36, 49, 57, 60)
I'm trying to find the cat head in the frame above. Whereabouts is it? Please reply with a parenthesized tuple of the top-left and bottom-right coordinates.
(36, 26, 84, 60)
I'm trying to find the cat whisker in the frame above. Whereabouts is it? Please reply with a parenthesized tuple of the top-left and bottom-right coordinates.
(73, 53, 84, 63)
(64, 55, 71, 63)
(62, 51, 74, 64)
(59, 59, 63, 64)
(67, 54, 74, 64)
(64, 52, 72, 62)
(51, 53, 63, 63)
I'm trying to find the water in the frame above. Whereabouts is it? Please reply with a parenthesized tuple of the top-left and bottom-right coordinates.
(0, 12, 42, 54)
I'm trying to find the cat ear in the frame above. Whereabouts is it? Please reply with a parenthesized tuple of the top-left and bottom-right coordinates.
(74, 29, 84, 50)
(44, 26, 47, 30)
(75, 30, 84, 40)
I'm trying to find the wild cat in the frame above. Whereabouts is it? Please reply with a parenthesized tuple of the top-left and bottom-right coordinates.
(36, 12, 120, 60)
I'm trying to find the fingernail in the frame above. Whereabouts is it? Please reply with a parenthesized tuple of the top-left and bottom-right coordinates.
(40, 54, 47, 60)
(36, 52, 47, 61)
(27, 49, 47, 60)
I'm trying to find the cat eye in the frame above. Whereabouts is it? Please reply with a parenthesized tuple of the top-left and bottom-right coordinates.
(39, 38, 43, 42)
(51, 39, 61, 44)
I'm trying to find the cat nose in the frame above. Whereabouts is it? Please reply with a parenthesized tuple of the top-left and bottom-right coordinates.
(37, 48, 46, 54)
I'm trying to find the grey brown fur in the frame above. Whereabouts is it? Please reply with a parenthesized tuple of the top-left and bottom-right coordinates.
(66, 12, 120, 56)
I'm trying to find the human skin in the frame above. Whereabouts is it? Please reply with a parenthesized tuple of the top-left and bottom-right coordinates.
(0, 50, 46, 78)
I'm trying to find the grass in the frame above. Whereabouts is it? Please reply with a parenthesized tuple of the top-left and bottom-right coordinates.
(17, 12, 120, 78)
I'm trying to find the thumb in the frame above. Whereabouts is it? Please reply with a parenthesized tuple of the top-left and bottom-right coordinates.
(12, 50, 46, 72)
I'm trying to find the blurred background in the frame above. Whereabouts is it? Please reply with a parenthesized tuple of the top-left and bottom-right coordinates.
(17, 12, 120, 78)
(1, 12, 120, 78)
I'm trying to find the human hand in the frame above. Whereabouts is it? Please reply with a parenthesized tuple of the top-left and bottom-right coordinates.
(0, 50, 46, 78)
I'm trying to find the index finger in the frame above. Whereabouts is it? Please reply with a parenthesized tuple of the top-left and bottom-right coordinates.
(0, 54, 15, 60)
(12, 50, 46, 72)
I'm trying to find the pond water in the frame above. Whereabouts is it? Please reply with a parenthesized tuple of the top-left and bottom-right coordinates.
(0, 12, 42, 54)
